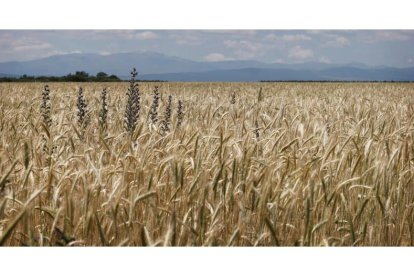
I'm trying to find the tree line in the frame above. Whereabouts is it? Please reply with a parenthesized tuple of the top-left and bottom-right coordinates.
(0, 71, 167, 82)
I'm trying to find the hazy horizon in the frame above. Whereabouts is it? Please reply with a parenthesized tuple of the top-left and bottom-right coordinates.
(1, 30, 413, 67)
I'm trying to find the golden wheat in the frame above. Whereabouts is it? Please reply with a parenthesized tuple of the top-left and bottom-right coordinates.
(0, 81, 413, 246)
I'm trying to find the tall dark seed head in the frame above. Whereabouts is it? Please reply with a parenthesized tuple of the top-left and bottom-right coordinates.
(23, 142, 30, 169)
(258, 87, 263, 103)
(149, 86, 160, 125)
(177, 100, 184, 128)
(124, 68, 141, 133)
(161, 95, 172, 133)
(77, 87, 89, 129)
(230, 92, 236, 104)
(254, 120, 260, 139)
(99, 88, 109, 131)
(40, 85, 52, 128)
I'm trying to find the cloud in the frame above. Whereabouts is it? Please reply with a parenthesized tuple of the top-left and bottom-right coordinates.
(306, 30, 323, 35)
(0, 35, 53, 52)
(14, 42, 52, 52)
(203, 53, 231, 62)
(128, 31, 159, 40)
(0, 33, 59, 61)
(177, 36, 201, 45)
(324, 35, 350, 47)
(408, 58, 414, 64)
(265, 34, 311, 42)
(318, 56, 331, 64)
(224, 40, 262, 51)
(375, 31, 414, 42)
(168, 32, 201, 45)
(99, 51, 111, 56)
(224, 40, 264, 59)
(288, 46, 314, 60)
(303, 31, 352, 47)
(89, 30, 160, 40)
(282, 34, 312, 41)
(202, 30, 256, 36)
(264, 34, 278, 41)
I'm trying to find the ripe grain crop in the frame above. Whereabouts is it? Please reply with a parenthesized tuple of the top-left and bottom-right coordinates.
(0, 81, 413, 246)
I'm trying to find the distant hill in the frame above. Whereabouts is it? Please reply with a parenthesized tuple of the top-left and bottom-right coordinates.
(0, 52, 264, 77)
(317, 66, 414, 81)
(0, 73, 17, 78)
(140, 67, 414, 82)
(140, 68, 319, 82)
(0, 51, 413, 81)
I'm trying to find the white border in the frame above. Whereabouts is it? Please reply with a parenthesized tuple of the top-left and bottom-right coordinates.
(0, 247, 414, 276)
(1, 1, 413, 275)
(1, 0, 414, 29)
(1, 247, 413, 276)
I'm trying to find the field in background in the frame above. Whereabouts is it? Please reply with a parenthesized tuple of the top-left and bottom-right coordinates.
(0, 82, 413, 246)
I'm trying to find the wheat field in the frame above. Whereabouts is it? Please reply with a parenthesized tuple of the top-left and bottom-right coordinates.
(0, 81, 413, 246)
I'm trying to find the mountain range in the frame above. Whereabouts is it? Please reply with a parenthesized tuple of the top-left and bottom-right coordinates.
(0, 51, 413, 81)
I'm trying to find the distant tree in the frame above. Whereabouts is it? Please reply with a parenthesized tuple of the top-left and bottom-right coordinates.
(64, 71, 90, 82)
(0, 71, 124, 82)
(109, 75, 120, 81)
(96, 72, 108, 78)
(75, 71, 89, 77)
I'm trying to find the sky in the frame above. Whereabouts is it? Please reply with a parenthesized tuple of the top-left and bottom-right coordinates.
(0, 30, 413, 67)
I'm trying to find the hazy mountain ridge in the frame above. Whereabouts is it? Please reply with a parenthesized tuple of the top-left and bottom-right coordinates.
(140, 67, 414, 82)
(0, 52, 413, 81)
